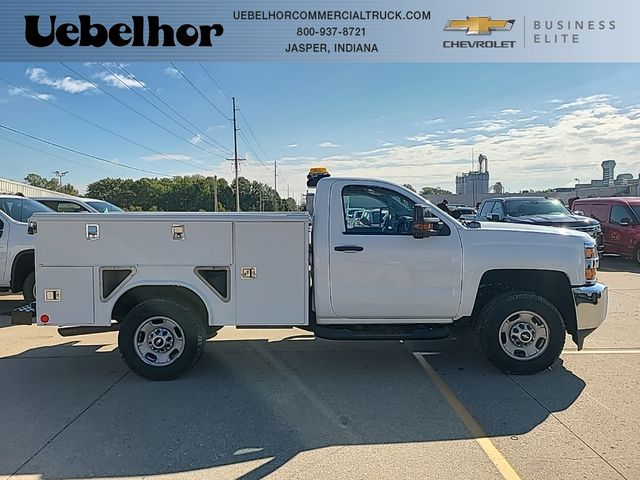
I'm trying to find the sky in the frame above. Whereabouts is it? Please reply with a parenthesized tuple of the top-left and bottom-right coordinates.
(1, 62, 639, 200)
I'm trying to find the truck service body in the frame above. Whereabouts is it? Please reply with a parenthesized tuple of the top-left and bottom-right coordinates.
(23, 177, 608, 380)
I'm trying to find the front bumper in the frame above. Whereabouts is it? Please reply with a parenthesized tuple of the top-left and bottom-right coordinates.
(571, 282, 608, 349)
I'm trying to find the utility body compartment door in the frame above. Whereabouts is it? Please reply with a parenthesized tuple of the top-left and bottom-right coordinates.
(328, 180, 463, 320)
(234, 221, 308, 325)
(36, 266, 95, 325)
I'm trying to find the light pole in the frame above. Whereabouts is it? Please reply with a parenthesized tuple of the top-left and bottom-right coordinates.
(52, 170, 68, 188)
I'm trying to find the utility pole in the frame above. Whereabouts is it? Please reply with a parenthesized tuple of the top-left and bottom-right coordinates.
(228, 97, 245, 212)
(52, 170, 68, 188)
(274, 160, 278, 211)
(213, 175, 218, 212)
(287, 184, 290, 199)
(259, 188, 263, 212)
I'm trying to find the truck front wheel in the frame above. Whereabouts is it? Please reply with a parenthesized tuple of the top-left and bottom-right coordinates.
(118, 298, 205, 380)
(477, 291, 565, 374)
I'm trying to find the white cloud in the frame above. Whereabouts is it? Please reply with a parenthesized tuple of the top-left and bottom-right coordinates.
(554, 94, 614, 110)
(141, 154, 193, 162)
(318, 142, 341, 148)
(286, 143, 299, 148)
(381, 142, 395, 147)
(8, 86, 54, 101)
(415, 118, 444, 126)
(96, 71, 145, 89)
(276, 95, 640, 196)
(164, 67, 181, 79)
(499, 109, 522, 115)
(190, 134, 203, 145)
(26, 67, 95, 94)
(407, 134, 438, 142)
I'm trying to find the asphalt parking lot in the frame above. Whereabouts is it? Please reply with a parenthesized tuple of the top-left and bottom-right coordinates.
(1, 256, 638, 480)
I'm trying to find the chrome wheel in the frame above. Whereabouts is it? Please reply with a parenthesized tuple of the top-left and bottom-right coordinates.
(134, 316, 185, 366)
(498, 310, 549, 360)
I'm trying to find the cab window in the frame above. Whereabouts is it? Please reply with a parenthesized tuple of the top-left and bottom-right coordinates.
(492, 201, 505, 216)
(610, 205, 635, 225)
(342, 185, 415, 235)
(478, 201, 494, 219)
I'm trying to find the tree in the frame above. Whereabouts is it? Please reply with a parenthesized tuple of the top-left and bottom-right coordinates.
(403, 184, 416, 192)
(420, 186, 452, 196)
(25, 173, 79, 195)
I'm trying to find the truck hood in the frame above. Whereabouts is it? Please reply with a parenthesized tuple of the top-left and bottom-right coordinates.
(474, 221, 594, 241)
(505, 214, 598, 227)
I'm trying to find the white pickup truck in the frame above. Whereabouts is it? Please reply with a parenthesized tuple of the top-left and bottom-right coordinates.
(20, 176, 607, 380)
(0, 195, 52, 302)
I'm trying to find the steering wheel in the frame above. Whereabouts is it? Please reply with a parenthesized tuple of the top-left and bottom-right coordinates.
(396, 216, 411, 234)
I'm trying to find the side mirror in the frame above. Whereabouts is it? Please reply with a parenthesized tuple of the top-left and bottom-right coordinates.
(413, 204, 441, 239)
(620, 217, 631, 226)
(573, 210, 585, 216)
(488, 213, 502, 221)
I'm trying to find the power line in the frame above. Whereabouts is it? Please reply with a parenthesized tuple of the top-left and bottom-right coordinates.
(111, 63, 232, 155)
(61, 63, 223, 167)
(198, 63, 232, 102)
(0, 134, 115, 175)
(0, 124, 174, 177)
(98, 63, 229, 158)
(169, 62, 231, 122)
(237, 105, 292, 189)
(0, 77, 210, 170)
(237, 108, 271, 166)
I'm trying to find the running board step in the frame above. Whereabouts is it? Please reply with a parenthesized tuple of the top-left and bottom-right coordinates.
(312, 324, 450, 341)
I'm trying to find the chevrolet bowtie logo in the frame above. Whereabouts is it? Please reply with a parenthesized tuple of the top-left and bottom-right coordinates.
(445, 17, 515, 35)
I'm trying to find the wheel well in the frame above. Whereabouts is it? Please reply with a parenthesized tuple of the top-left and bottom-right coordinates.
(472, 270, 577, 335)
(112, 285, 209, 326)
(11, 250, 34, 293)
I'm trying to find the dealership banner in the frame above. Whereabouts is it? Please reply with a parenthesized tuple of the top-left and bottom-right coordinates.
(1, 0, 639, 62)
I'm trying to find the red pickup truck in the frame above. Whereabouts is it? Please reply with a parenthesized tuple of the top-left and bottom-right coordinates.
(572, 197, 640, 264)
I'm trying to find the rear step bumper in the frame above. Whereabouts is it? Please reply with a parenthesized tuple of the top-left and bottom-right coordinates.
(11, 302, 36, 325)
(312, 324, 450, 341)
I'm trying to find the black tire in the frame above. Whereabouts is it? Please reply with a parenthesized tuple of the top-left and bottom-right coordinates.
(22, 271, 35, 303)
(477, 291, 565, 375)
(118, 298, 205, 380)
(635, 245, 640, 265)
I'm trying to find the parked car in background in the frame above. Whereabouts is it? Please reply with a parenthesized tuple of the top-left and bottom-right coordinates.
(33, 196, 123, 213)
(477, 197, 604, 251)
(0, 195, 52, 301)
(450, 206, 477, 222)
(572, 197, 640, 264)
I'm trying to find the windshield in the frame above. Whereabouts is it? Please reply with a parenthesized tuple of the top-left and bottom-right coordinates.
(86, 200, 123, 213)
(0, 197, 52, 223)
(505, 199, 570, 217)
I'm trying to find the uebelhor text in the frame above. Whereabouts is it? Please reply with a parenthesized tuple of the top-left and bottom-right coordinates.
(24, 16, 224, 48)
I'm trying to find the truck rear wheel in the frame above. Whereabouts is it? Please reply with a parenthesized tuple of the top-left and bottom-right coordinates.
(118, 298, 205, 380)
(477, 291, 565, 374)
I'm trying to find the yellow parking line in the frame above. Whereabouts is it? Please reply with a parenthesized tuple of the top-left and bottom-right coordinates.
(413, 353, 522, 480)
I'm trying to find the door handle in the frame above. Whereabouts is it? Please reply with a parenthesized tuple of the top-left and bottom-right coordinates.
(334, 245, 364, 252)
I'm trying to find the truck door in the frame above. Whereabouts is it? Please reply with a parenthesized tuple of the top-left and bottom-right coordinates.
(328, 181, 463, 320)
(608, 204, 635, 256)
(0, 216, 8, 284)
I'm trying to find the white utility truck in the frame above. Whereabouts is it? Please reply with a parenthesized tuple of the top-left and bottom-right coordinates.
(19, 174, 607, 380)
